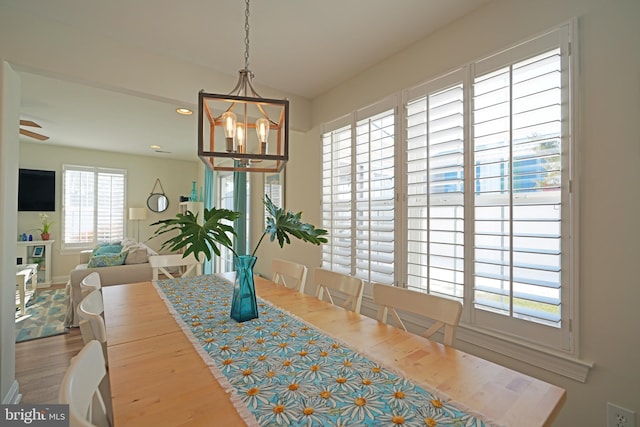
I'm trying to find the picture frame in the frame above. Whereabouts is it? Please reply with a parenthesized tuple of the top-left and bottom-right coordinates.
(264, 169, 286, 223)
(32, 246, 44, 257)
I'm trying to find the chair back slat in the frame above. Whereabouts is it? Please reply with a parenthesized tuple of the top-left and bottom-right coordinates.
(272, 259, 308, 293)
(78, 290, 109, 368)
(80, 272, 102, 299)
(59, 340, 111, 427)
(372, 283, 462, 346)
(313, 268, 364, 313)
(78, 290, 106, 343)
(149, 254, 203, 280)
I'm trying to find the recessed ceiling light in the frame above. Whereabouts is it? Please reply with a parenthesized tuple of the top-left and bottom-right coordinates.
(150, 144, 161, 149)
(176, 108, 193, 115)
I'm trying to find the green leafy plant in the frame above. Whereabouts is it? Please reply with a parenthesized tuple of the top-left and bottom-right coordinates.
(151, 207, 240, 261)
(151, 195, 328, 261)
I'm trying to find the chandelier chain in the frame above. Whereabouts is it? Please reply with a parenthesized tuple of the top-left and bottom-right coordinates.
(244, 0, 250, 70)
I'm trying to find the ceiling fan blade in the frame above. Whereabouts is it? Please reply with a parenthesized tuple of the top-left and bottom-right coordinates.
(20, 128, 50, 141)
(19, 120, 42, 128)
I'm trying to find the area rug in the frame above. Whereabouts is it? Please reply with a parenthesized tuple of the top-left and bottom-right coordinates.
(15, 288, 69, 343)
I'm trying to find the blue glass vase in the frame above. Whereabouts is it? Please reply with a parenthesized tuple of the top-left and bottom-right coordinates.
(189, 181, 198, 202)
(230, 255, 259, 322)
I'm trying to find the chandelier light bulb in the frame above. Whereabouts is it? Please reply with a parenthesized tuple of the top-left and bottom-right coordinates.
(236, 123, 245, 153)
(256, 118, 270, 154)
(221, 111, 237, 152)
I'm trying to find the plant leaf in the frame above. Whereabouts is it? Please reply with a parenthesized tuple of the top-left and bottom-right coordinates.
(150, 208, 240, 261)
(256, 194, 328, 256)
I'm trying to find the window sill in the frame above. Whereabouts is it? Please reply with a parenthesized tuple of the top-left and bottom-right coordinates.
(359, 296, 593, 383)
(59, 248, 92, 256)
(456, 325, 593, 383)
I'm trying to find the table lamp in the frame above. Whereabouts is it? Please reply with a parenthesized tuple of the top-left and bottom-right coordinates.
(128, 207, 148, 242)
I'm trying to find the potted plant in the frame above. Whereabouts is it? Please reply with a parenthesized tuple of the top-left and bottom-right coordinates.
(38, 213, 53, 240)
(151, 195, 328, 322)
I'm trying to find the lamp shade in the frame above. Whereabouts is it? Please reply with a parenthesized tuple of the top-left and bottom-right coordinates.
(129, 207, 148, 221)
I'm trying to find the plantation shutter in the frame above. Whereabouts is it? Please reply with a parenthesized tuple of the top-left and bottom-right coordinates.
(321, 120, 353, 275)
(62, 165, 126, 249)
(354, 107, 395, 284)
(405, 72, 465, 300)
(321, 24, 573, 350)
(63, 168, 95, 245)
(472, 41, 564, 328)
(216, 173, 236, 272)
(96, 171, 125, 242)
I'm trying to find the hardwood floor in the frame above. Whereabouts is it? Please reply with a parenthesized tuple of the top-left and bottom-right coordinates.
(15, 282, 84, 404)
(15, 328, 83, 403)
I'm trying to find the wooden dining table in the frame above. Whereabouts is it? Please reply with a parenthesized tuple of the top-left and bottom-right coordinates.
(102, 275, 565, 427)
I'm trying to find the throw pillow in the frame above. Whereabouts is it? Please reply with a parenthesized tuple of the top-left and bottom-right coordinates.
(122, 240, 158, 257)
(87, 251, 128, 268)
(125, 246, 148, 265)
(92, 243, 123, 257)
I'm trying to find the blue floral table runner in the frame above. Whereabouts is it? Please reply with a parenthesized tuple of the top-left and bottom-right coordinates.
(154, 275, 496, 427)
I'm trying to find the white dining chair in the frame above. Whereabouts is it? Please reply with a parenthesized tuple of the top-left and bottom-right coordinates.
(372, 283, 463, 346)
(272, 258, 308, 293)
(149, 253, 202, 280)
(59, 340, 112, 427)
(313, 268, 364, 313)
(78, 290, 108, 363)
(80, 272, 102, 299)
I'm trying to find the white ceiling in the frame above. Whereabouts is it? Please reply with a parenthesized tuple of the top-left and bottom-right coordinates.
(10, 0, 491, 161)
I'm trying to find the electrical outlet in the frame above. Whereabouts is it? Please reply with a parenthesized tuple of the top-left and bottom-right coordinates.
(607, 402, 636, 427)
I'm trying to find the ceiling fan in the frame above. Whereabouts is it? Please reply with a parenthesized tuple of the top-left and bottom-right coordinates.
(19, 120, 49, 141)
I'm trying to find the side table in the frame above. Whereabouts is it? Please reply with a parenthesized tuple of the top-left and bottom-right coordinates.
(16, 264, 38, 315)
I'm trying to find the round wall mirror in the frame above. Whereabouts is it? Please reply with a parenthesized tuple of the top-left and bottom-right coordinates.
(147, 193, 169, 213)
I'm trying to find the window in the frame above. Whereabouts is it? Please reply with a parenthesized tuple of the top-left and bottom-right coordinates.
(471, 44, 566, 346)
(264, 170, 285, 226)
(322, 97, 396, 285)
(62, 165, 126, 250)
(216, 172, 236, 273)
(322, 121, 353, 276)
(405, 74, 466, 303)
(215, 172, 250, 273)
(321, 24, 574, 352)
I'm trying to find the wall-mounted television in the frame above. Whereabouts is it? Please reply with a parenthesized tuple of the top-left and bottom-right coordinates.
(18, 168, 56, 212)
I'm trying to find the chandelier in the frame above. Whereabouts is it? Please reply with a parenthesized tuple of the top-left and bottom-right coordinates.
(198, 0, 289, 173)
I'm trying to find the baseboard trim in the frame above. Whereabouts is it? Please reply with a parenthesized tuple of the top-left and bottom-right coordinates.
(52, 275, 69, 285)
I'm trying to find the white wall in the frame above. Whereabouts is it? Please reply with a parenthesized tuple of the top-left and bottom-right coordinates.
(309, 1, 640, 426)
(17, 142, 202, 283)
(1, 62, 21, 403)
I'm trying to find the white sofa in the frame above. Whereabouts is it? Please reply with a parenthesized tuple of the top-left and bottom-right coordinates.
(64, 239, 156, 327)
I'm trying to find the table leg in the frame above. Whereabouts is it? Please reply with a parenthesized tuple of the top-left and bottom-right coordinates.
(31, 271, 37, 292)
